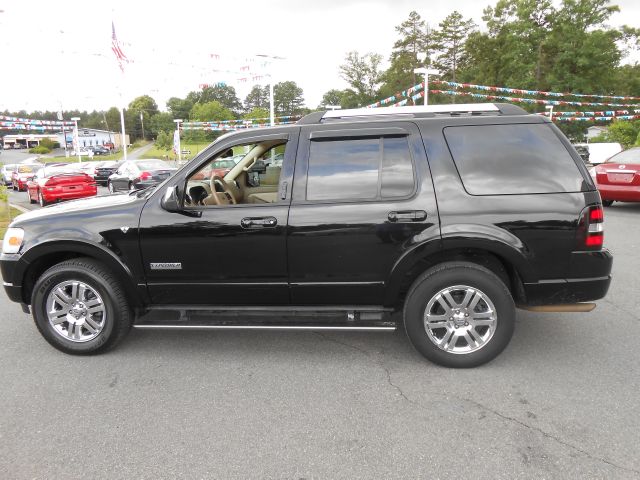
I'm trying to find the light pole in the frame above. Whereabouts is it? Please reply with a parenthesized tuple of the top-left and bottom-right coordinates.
(545, 105, 554, 121)
(71, 117, 81, 163)
(173, 119, 182, 164)
(140, 111, 145, 140)
(413, 68, 440, 106)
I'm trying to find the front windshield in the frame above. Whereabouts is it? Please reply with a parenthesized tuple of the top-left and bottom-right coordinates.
(606, 148, 640, 165)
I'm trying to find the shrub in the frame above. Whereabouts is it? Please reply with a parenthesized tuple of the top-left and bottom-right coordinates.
(39, 138, 58, 150)
(29, 146, 51, 154)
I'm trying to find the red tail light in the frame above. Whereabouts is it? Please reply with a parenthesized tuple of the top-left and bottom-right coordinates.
(139, 171, 152, 180)
(578, 205, 604, 250)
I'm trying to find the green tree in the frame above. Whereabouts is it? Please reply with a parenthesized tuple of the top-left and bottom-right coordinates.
(599, 120, 640, 149)
(339, 51, 383, 107)
(380, 10, 434, 99)
(128, 95, 159, 116)
(166, 97, 194, 120)
(273, 81, 305, 116)
(148, 112, 175, 138)
(244, 85, 269, 112)
(189, 101, 234, 122)
(432, 11, 477, 83)
(187, 85, 242, 115)
(243, 107, 270, 123)
(318, 89, 346, 109)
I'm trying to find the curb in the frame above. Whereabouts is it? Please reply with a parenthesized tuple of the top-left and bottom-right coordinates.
(9, 203, 29, 214)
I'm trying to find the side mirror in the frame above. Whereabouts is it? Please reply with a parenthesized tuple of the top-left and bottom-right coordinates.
(161, 185, 180, 212)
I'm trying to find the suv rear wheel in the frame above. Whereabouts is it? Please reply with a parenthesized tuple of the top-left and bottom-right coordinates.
(404, 261, 515, 368)
(31, 258, 132, 355)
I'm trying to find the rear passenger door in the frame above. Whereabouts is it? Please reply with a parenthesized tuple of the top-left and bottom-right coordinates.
(287, 122, 440, 306)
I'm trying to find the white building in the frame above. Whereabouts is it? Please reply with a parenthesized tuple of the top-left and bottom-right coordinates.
(56, 128, 130, 149)
(587, 125, 608, 140)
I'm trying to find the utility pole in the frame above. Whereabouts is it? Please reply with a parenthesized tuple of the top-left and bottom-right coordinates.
(140, 111, 145, 140)
(120, 106, 127, 161)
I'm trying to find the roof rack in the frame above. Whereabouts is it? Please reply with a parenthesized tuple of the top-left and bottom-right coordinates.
(297, 103, 528, 125)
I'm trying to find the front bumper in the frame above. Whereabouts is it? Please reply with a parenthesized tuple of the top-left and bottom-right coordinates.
(1, 253, 25, 303)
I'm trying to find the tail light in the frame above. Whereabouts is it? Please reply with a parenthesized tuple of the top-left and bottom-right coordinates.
(577, 205, 604, 250)
(139, 171, 152, 180)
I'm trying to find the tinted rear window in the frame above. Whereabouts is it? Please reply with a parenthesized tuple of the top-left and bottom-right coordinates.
(444, 124, 585, 195)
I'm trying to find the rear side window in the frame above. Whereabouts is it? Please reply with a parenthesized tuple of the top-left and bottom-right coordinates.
(306, 136, 415, 201)
(444, 124, 585, 195)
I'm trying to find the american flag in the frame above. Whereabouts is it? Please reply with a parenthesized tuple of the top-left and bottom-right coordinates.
(111, 21, 129, 73)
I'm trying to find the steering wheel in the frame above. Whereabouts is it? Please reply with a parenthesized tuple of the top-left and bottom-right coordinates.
(209, 175, 237, 206)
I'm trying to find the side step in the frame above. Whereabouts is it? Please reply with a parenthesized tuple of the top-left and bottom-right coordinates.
(134, 324, 395, 331)
(134, 305, 397, 331)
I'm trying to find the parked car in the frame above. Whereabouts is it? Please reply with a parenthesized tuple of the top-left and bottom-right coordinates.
(593, 146, 640, 206)
(0, 103, 612, 367)
(26, 168, 97, 207)
(107, 159, 176, 193)
(94, 161, 121, 186)
(77, 161, 105, 178)
(574, 142, 623, 165)
(1, 163, 17, 185)
(92, 146, 110, 155)
(12, 164, 43, 191)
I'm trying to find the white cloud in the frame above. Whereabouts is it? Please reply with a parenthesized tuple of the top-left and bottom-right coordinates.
(0, 0, 638, 113)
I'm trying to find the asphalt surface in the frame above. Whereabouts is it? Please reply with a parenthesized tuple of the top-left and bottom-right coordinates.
(1, 189, 639, 479)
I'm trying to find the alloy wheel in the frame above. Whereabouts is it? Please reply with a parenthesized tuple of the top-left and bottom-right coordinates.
(423, 285, 497, 354)
(45, 280, 107, 342)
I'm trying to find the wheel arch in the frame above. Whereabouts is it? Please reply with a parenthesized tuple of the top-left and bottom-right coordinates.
(385, 240, 532, 309)
(19, 240, 144, 309)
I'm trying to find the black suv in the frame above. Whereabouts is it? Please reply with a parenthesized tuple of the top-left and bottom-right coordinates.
(0, 104, 612, 367)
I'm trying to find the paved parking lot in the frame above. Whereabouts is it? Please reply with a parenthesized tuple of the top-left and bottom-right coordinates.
(1, 195, 639, 479)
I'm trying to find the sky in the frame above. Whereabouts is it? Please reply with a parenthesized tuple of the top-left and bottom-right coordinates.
(0, 0, 639, 115)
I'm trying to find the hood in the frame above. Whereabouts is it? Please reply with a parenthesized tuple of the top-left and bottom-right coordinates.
(12, 192, 143, 226)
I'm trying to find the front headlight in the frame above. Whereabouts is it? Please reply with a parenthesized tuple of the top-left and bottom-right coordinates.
(2, 227, 24, 254)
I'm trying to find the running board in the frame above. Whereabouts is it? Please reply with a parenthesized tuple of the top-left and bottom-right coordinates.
(133, 324, 396, 331)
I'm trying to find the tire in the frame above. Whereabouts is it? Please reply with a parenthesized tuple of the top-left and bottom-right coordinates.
(108, 181, 115, 194)
(602, 200, 614, 207)
(403, 261, 515, 368)
(29, 191, 36, 204)
(31, 258, 132, 355)
(38, 191, 46, 207)
(128, 181, 134, 191)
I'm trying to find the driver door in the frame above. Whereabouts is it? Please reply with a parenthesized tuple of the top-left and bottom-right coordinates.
(138, 129, 298, 306)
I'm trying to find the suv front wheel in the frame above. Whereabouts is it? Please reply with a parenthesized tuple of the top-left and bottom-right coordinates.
(404, 261, 515, 368)
(31, 258, 132, 354)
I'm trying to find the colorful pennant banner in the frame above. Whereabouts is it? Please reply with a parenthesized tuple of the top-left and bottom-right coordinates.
(0, 115, 74, 126)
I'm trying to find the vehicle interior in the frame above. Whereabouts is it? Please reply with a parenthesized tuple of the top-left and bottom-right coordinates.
(184, 140, 285, 207)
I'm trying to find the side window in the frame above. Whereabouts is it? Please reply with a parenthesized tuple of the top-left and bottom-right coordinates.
(184, 140, 287, 207)
(306, 136, 415, 202)
(444, 124, 586, 195)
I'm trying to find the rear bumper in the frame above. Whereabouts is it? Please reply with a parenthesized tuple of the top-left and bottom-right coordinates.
(43, 187, 97, 203)
(598, 184, 640, 202)
(523, 249, 613, 305)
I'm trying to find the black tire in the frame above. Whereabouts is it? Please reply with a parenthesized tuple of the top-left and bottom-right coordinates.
(403, 261, 515, 368)
(128, 181, 134, 191)
(108, 181, 115, 193)
(29, 192, 36, 204)
(38, 191, 46, 207)
(31, 257, 132, 355)
(602, 200, 614, 207)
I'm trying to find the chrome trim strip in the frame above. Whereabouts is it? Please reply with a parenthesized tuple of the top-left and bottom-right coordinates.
(3, 281, 13, 287)
(133, 324, 396, 331)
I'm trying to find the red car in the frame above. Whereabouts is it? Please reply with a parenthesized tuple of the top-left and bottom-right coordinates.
(27, 168, 97, 207)
(12, 164, 43, 191)
(593, 147, 640, 206)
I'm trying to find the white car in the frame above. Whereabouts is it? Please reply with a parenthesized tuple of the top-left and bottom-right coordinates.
(2, 164, 17, 185)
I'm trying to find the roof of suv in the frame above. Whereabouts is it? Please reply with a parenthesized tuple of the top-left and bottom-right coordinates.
(297, 103, 528, 125)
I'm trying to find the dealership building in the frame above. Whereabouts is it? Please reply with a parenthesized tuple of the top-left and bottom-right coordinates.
(2, 128, 129, 149)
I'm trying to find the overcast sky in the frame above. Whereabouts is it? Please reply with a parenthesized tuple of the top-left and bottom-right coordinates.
(0, 0, 638, 115)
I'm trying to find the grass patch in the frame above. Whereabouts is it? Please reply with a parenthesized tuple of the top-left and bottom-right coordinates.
(141, 142, 210, 161)
(0, 206, 25, 239)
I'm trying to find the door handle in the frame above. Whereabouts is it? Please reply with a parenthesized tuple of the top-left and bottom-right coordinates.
(388, 210, 427, 222)
(241, 216, 278, 228)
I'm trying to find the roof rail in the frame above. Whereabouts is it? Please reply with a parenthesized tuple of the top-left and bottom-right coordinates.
(297, 103, 528, 125)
